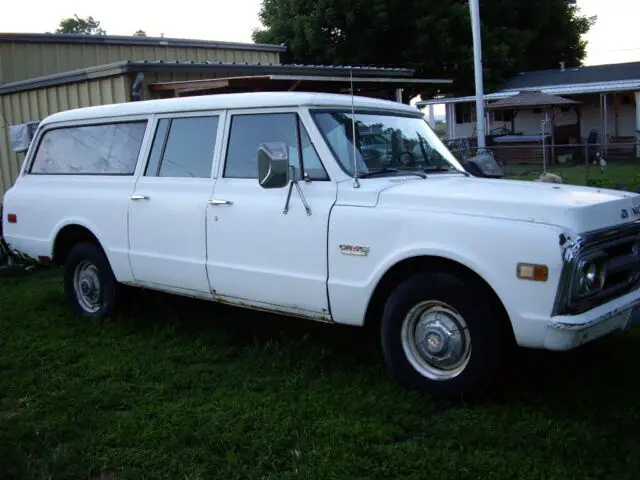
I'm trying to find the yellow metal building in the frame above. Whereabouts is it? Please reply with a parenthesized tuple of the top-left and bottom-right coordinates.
(0, 32, 283, 84)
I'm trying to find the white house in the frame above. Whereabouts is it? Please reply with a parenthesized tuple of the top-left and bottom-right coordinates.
(417, 61, 640, 164)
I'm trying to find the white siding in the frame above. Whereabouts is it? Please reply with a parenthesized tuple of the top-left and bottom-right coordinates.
(443, 91, 639, 142)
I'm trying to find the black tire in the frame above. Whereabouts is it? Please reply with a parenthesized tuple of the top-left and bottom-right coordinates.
(63, 242, 119, 322)
(380, 271, 511, 399)
(0, 237, 8, 266)
(0, 203, 7, 266)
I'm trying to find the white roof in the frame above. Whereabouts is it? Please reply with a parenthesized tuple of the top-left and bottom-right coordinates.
(42, 91, 422, 125)
(417, 79, 640, 106)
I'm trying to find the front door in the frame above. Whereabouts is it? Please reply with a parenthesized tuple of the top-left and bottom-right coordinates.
(128, 112, 224, 296)
(206, 109, 336, 318)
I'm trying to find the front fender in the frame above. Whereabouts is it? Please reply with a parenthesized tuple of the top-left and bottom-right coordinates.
(327, 206, 565, 345)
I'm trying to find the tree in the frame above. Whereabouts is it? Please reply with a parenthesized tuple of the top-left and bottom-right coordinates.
(252, 0, 596, 100)
(56, 14, 106, 35)
(133, 30, 147, 36)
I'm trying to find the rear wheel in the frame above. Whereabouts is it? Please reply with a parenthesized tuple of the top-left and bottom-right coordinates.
(380, 271, 510, 399)
(64, 242, 119, 321)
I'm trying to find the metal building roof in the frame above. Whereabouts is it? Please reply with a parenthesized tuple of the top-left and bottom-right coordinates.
(0, 32, 287, 53)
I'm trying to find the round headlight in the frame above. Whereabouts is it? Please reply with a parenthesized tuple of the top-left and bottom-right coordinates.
(580, 258, 607, 293)
(585, 262, 598, 288)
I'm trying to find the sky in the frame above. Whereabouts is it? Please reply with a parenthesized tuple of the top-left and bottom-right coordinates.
(1, 0, 638, 119)
(1, 0, 638, 67)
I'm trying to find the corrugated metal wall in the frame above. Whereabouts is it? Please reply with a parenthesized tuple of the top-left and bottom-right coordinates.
(0, 42, 280, 84)
(0, 75, 129, 199)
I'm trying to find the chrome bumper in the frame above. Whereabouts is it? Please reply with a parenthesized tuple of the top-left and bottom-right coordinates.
(544, 289, 640, 350)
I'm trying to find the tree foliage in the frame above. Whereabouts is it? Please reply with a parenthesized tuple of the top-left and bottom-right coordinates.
(134, 30, 147, 37)
(56, 14, 106, 35)
(253, 0, 596, 99)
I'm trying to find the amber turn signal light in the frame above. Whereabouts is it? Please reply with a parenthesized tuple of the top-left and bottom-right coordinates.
(516, 263, 549, 282)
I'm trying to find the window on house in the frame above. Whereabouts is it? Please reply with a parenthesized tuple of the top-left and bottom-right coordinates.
(493, 110, 514, 122)
(455, 103, 476, 124)
(30, 120, 148, 175)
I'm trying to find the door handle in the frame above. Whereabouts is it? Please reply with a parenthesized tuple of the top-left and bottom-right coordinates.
(129, 194, 150, 200)
(208, 199, 233, 205)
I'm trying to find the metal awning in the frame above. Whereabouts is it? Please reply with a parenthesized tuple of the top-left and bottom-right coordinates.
(149, 74, 452, 98)
(486, 90, 581, 110)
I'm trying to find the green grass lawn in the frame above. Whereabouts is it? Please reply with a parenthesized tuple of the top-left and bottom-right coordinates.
(506, 161, 640, 189)
(2, 269, 640, 479)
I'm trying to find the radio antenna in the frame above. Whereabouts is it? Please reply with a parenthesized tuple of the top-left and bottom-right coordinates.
(350, 67, 360, 188)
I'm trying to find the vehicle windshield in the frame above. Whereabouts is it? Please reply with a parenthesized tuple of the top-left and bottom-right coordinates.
(311, 109, 464, 177)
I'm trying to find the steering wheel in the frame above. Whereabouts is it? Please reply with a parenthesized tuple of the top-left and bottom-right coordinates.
(395, 150, 417, 167)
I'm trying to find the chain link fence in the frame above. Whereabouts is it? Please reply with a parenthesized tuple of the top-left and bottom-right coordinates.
(445, 138, 640, 191)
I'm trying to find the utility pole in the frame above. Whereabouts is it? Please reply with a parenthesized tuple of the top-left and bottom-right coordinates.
(469, 0, 486, 151)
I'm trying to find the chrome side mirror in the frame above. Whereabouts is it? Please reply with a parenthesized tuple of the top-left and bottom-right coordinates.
(257, 142, 290, 189)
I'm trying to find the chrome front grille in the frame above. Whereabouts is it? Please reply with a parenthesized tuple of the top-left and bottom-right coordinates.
(555, 220, 640, 315)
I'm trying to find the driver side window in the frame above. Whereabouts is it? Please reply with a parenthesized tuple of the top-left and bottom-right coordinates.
(224, 112, 329, 181)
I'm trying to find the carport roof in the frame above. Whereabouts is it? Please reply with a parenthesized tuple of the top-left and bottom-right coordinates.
(149, 74, 452, 98)
(486, 90, 581, 110)
(0, 60, 436, 95)
(0, 32, 287, 53)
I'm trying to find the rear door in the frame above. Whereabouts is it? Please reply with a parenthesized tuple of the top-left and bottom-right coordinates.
(127, 111, 225, 296)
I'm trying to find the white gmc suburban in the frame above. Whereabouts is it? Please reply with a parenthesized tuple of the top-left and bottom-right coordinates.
(3, 92, 640, 398)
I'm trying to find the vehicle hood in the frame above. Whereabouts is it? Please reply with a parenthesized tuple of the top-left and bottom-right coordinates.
(373, 175, 640, 233)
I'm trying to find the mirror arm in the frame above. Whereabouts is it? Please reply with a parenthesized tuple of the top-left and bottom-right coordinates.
(294, 180, 312, 216)
(283, 178, 295, 215)
(282, 166, 312, 216)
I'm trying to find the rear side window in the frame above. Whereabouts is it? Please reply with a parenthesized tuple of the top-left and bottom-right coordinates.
(144, 116, 219, 178)
(30, 121, 147, 175)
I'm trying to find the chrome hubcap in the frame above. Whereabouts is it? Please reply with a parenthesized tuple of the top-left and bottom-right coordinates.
(401, 301, 471, 380)
(73, 261, 102, 313)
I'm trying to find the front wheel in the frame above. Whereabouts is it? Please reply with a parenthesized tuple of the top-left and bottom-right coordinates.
(380, 271, 511, 399)
(64, 242, 119, 322)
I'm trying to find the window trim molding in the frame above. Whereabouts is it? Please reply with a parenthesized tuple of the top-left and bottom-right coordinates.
(27, 118, 149, 176)
(295, 115, 330, 182)
(220, 108, 331, 182)
(141, 110, 225, 180)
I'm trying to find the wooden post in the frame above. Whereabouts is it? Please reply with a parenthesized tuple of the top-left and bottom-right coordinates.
(550, 107, 556, 167)
(636, 92, 640, 159)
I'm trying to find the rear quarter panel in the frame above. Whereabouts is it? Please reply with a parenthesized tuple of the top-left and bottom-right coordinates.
(2, 174, 137, 282)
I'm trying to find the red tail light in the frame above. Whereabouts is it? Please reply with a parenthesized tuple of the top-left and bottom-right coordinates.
(7, 214, 17, 224)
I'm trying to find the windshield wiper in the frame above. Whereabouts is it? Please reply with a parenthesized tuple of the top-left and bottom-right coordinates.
(359, 168, 426, 179)
(423, 167, 469, 176)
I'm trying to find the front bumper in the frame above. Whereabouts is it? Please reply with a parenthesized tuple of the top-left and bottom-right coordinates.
(544, 288, 640, 350)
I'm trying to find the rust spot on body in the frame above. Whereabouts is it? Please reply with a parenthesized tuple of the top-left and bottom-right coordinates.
(212, 293, 332, 323)
(37, 256, 54, 266)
